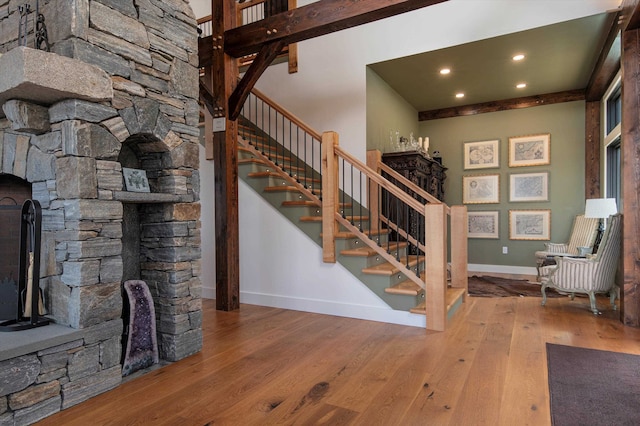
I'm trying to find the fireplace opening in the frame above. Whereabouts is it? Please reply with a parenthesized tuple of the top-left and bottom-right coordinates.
(0, 175, 32, 321)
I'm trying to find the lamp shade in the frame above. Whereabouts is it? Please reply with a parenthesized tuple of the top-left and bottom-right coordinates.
(584, 198, 618, 219)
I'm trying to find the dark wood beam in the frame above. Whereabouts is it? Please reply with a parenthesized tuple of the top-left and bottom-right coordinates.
(213, 0, 240, 311)
(418, 89, 585, 121)
(198, 35, 214, 68)
(584, 101, 601, 199)
(199, 79, 216, 117)
(621, 28, 640, 327)
(228, 40, 286, 120)
(224, 0, 449, 58)
(621, 0, 640, 31)
(586, 12, 622, 101)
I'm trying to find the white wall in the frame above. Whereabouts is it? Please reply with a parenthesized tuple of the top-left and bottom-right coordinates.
(188, 0, 211, 19)
(198, 0, 619, 326)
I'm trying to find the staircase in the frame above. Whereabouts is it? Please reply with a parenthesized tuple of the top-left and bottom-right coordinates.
(233, 105, 468, 330)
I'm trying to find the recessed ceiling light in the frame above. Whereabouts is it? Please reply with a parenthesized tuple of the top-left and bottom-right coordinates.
(455, 93, 465, 98)
(513, 54, 525, 61)
(516, 83, 527, 89)
(440, 68, 451, 75)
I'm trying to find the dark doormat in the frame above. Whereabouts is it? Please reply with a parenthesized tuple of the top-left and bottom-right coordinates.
(546, 343, 640, 426)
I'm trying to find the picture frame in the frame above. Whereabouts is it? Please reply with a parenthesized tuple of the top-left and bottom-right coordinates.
(123, 167, 151, 193)
(509, 172, 549, 202)
(463, 174, 500, 204)
(509, 209, 551, 240)
(463, 139, 500, 170)
(508, 133, 550, 167)
(467, 211, 499, 239)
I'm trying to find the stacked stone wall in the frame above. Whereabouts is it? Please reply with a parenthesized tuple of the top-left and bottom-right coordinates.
(0, 0, 201, 421)
(0, 321, 122, 425)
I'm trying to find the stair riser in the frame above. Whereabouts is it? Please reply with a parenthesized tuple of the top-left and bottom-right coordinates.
(336, 256, 422, 311)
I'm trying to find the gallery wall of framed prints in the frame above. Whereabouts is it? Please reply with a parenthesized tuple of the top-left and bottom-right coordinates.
(463, 134, 551, 240)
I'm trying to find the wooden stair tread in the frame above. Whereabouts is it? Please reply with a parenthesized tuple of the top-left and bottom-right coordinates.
(247, 170, 319, 182)
(331, 229, 389, 239)
(282, 200, 321, 207)
(340, 242, 406, 257)
(239, 158, 307, 174)
(264, 185, 306, 193)
(361, 257, 422, 276)
(301, 215, 367, 223)
(247, 172, 321, 184)
(409, 287, 466, 315)
(385, 280, 423, 296)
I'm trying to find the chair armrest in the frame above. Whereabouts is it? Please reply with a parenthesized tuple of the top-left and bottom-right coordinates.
(548, 256, 598, 289)
(545, 243, 569, 253)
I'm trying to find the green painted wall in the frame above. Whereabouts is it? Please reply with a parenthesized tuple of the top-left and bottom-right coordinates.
(419, 101, 586, 267)
(366, 67, 420, 154)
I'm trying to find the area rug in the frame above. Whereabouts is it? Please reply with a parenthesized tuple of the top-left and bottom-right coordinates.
(467, 275, 562, 298)
(547, 343, 640, 426)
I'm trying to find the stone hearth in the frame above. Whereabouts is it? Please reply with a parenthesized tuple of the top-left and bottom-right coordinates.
(0, 1, 201, 424)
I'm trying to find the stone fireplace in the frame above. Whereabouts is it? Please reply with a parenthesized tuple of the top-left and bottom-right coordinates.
(0, 1, 201, 423)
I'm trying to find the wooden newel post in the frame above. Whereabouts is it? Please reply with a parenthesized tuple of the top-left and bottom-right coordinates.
(450, 205, 468, 296)
(366, 150, 381, 228)
(321, 131, 339, 263)
(425, 203, 447, 331)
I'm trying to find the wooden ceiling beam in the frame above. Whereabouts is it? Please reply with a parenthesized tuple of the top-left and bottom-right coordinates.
(418, 89, 585, 121)
(224, 0, 449, 58)
(621, 0, 640, 31)
(585, 11, 622, 101)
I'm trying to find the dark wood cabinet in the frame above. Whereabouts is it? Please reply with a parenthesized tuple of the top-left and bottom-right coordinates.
(382, 150, 447, 202)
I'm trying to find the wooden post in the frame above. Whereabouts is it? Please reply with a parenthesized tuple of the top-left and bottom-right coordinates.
(366, 150, 381, 234)
(287, 0, 298, 74)
(213, 0, 240, 311)
(449, 205, 468, 296)
(621, 28, 640, 326)
(585, 101, 601, 199)
(425, 203, 447, 331)
(321, 131, 339, 263)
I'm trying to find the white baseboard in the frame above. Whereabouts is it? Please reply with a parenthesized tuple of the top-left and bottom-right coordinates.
(202, 288, 426, 328)
(202, 286, 215, 300)
(468, 263, 537, 276)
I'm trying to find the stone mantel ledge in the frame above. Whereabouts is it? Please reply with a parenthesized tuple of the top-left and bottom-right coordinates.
(0, 323, 83, 362)
(0, 47, 113, 118)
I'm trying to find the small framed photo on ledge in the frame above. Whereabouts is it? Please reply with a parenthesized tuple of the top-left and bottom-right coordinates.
(123, 168, 150, 193)
(509, 209, 551, 240)
(467, 211, 499, 239)
(463, 174, 500, 204)
(463, 139, 499, 170)
(508, 133, 550, 167)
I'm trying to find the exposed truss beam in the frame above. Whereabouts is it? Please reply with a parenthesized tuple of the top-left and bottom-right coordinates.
(224, 0, 449, 58)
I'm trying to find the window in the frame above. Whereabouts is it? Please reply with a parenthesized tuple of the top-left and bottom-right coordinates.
(606, 138, 621, 210)
(606, 85, 621, 134)
(603, 73, 622, 210)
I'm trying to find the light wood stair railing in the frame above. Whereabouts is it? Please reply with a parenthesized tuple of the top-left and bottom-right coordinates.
(214, 82, 468, 330)
(322, 133, 468, 331)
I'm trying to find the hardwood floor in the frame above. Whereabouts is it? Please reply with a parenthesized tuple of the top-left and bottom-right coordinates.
(37, 296, 640, 425)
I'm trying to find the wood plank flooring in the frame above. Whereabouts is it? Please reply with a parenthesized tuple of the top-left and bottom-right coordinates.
(37, 296, 640, 425)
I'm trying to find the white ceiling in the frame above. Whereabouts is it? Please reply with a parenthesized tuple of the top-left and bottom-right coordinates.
(368, 12, 616, 113)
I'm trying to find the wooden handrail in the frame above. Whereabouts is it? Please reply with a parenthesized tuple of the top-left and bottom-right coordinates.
(197, 15, 212, 25)
(249, 86, 322, 140)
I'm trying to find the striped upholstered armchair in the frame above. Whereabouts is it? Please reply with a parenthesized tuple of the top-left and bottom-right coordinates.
(535, 214, 599, 279)
(541, 214, 622, 314)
